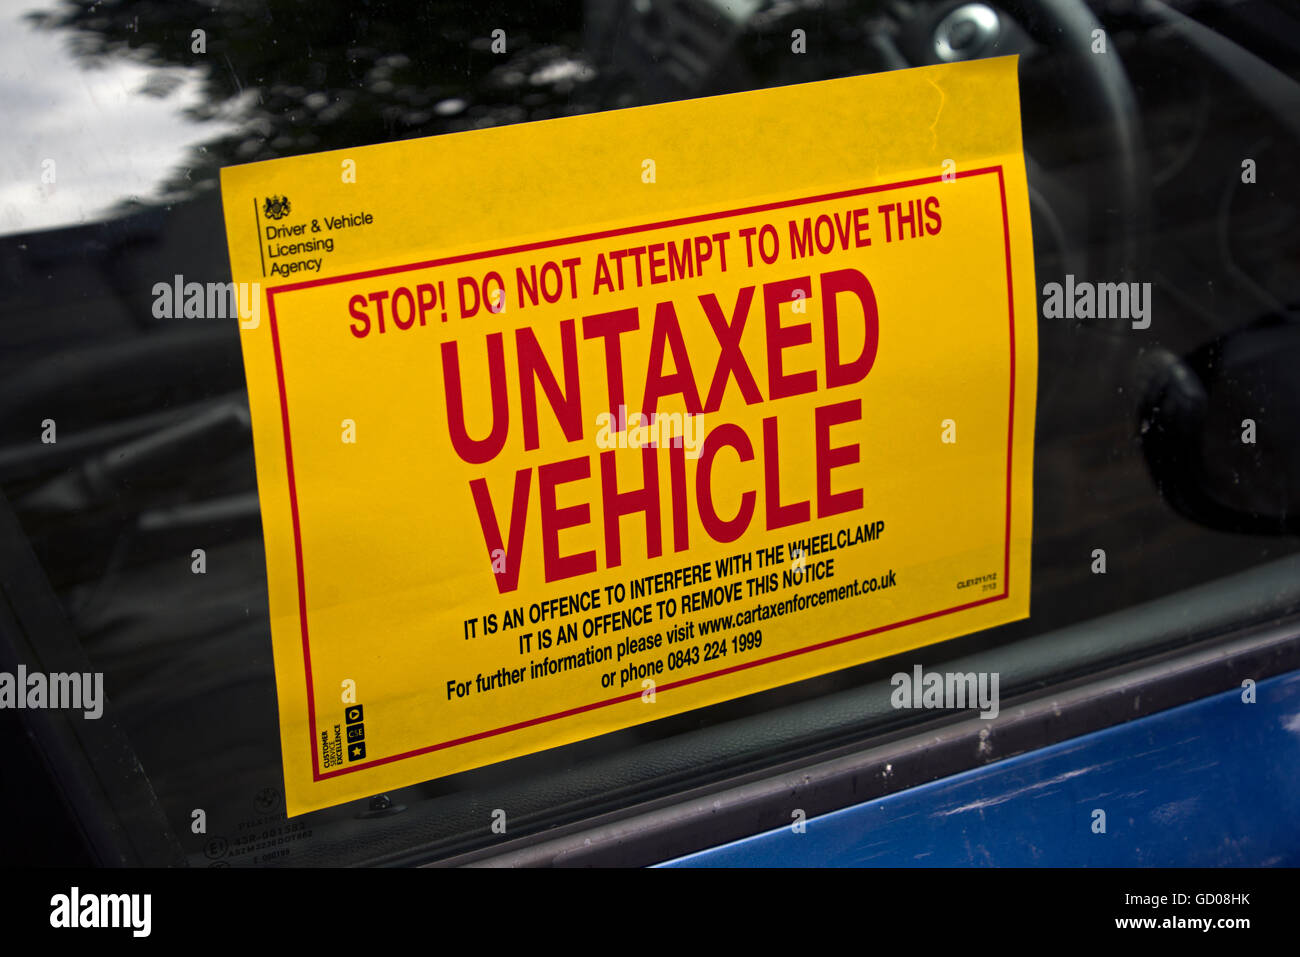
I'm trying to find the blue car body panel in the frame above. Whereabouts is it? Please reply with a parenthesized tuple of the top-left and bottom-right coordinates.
(658, 670, 1300, 866)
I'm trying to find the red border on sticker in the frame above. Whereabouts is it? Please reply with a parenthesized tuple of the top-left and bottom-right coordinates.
(263, 166, 1017, 782)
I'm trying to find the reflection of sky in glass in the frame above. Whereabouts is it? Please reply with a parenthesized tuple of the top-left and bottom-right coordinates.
(0, 0, 242, 237)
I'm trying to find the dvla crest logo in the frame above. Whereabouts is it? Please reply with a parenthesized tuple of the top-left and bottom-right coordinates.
(263, 195, 291, 220)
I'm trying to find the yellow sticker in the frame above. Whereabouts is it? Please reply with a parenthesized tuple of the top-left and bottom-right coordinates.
(220, 56, 1036, 816)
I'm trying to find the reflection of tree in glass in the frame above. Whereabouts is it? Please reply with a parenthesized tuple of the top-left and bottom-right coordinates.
(27, 0, 596, 202)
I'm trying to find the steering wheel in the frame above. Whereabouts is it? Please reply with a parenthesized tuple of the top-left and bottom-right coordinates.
(598, 0, 1150, 321)
(897, 0, 1149, 287)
